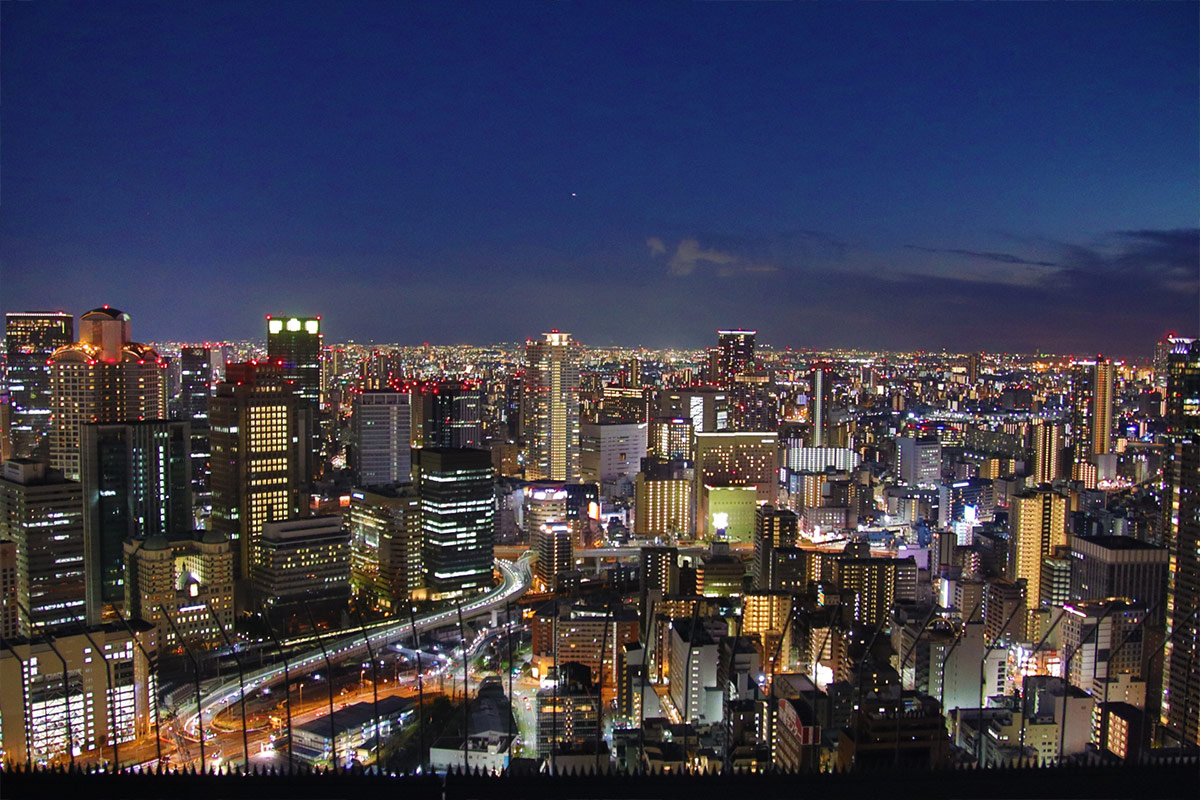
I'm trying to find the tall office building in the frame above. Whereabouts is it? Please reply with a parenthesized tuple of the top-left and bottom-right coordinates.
(266, 315, 323, 407)
(1068, 535, 1168, 612)
(267, 315, 323, 480)
(1070, 358, 1114, 483)
(655, 387, 730, 433)
(0, 459, 85, 635)
(580, 421, 647, 493)
(209, 364, 306, 581)
(523, 332, 581, 481)
(414, 448, 495, 599)
(254, 516, 351, 608)
(80, 420, 192, 623)
(1162, 337, 1200, 438)
(1032, 421, 1063, 486)
(411, 379, 484, 449)
(715, 330, 756, 387)
(808, 366, 831, 447)
(1011, 490, 1068, 615)
(896, 435, 942, 486)
(48, 307, 166, 480)
(178, 346, 213, 501)
(1160, 336, 1200, 746)
(352, 390, 412, 487)
(347, 487, 423, 609)
(4, 312, 73, 460)
(0, 621, 156, 764)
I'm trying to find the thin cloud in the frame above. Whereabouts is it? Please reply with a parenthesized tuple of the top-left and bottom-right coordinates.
(904, 244, 1060, 268)
(668, 238, 737, 276)
(654, 236, 778, 278)
(1055, 228, 1199, 293)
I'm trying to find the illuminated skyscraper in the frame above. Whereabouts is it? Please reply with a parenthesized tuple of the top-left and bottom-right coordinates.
(634, 458, 693, 539)
(352, 390, 411, 486)
(523, 331, 581, 481)
(4, 312, 73, 460)
(1070, 357, 1114, 484)
(80, 420, 191, 623)
(414, 447, 495, 599)
(0, 459, 85, 635)
(534, 521, 572, 592)
(647, 416, 694, 460)
(178, 346, 213, 501)
(209, 363, 306, 581)
(753, 504, 798, 590)
(1160, 336, 1200, 746)
(48, 307, 166, 480)
(1010, 489, 1067, 615)
(715, 330, 756, 387)
(1032, 421, 1063, 485)
(808, 366, 831, 447)
(411, 379, 484, 448)
(266, 315, 323, 407)
(267, 315, 323, 479)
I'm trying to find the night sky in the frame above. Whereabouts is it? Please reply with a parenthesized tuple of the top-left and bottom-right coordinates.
(2, 2, 1196, 356)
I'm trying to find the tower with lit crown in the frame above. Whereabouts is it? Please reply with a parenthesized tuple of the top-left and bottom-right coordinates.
(48, 307, 166, 480)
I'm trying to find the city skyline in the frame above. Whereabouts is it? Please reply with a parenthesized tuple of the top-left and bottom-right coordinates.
(2, 2, 1196, 355)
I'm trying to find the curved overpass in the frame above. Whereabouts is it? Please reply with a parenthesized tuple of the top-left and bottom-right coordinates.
(185, 557, 530, 736)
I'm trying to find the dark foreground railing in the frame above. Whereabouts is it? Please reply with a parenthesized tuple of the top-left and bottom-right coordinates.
(2, 758, 1198, 800)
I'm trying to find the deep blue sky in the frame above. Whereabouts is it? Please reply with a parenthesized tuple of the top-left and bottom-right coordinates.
(2, 1, 1196, 356)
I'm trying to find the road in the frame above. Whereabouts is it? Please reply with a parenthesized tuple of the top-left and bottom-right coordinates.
(174, 557, 531, 768)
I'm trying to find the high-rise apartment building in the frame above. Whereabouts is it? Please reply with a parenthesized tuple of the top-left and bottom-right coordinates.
(4, 312, 73, 460)
(1070, 358, 1114, 484)
(209, 364, 306, 581)
(808, 366, 831, 447)
(48, 307, 166, 480)
(0, 459, 85, 635)
(633, 458, 694, 538)
(640, 545, 678, 597)
(694, 431, 778, 500)
(534, 522, 573, 592)
(352, 390, 412, 487)
(80, 420, 192, 623)
(1011, 490, 1068, 614)
(715, 330, 756, 387)
(414, 448, 495, 599)
(1032, 421, 1063, 485)
(523, 332, 581, 481)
